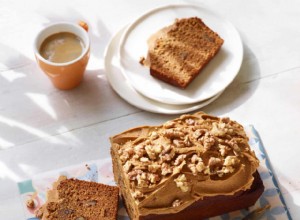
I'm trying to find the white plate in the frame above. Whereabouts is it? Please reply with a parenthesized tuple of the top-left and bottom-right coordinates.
(119, 4, 243, 105)
(104, 27, 223, 115)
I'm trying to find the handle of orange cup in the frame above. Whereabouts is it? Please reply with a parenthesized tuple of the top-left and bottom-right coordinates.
(78, 21, 89, 32)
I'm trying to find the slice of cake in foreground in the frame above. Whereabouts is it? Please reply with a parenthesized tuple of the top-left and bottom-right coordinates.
(110, 112, 264, 220)
(142, 17, 224, 89)
(35, 176, 119, 220)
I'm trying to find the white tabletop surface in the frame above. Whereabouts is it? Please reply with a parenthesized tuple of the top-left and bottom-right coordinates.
(0, 0, 299, 219)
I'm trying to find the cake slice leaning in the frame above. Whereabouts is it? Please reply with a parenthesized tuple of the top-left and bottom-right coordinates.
(110, 111, 264, 220)
(35, 176, 119, 220)
(142, 17, 224, 88)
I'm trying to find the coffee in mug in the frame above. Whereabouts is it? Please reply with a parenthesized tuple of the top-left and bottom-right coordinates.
(34, 22, 90, 90)
(39, 32, 85, 63)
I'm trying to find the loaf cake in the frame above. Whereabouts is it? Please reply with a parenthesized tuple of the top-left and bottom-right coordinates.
(35, 176, 119, 220)
(141, 17, 224, 88)
(110, 112, 264, 220)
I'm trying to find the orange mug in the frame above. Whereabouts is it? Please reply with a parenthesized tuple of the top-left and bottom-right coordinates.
(34, 22, 90, 90)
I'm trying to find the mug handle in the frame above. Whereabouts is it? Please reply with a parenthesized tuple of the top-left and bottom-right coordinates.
(78, 21, 89, 32)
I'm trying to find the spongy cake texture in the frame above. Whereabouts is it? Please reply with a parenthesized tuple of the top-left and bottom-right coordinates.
(146, 17, 224, 88)
(35, 176, 119, 220)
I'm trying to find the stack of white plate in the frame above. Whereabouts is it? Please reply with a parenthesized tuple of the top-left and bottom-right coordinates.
(104, 4, 243, 114)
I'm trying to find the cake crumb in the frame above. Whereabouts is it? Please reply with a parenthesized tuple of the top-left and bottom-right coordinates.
(26, 198, 35, 209)
(85, 164, 91, 170)
(139, 56, 146, 65)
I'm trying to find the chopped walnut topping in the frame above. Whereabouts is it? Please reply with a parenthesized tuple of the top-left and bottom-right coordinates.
(164, 129, 185, 139)
(191, 154, 201, 163)
(173, 139, 185, 148)
(150, 131, 159, 140)
(174, 174, 189, 192)
(219, 144, 230, 156)
(136, 172, 149, 187)
(162, 144, 172, 154)
(201, 133, 216, 150)
(128, 170, 142, 181)
(148, 173, 160, 184)
(119, 148, 132, 163)
(132, 190, 144, 199)
(163, 121, 176, 129)
(173, 136, 191, 148)
(145, 145, 162, 160)
(140, 157, 149, 162)
(172, 199, 183, 207)
(193, 129, 206, 139)
(196, 161, 206, 173)
(159, 150, 175, 162)
(131, 171, 161, 187)
(185, 118, 195, 125)
(223, 166, 235, 174)
(188, 154, 206, 175)
(148, 164, 161, 173)
(223, 156, 239, 166)
(227, 140, 241, 156)
(188, 164, 197, 175)
(217, 166, 235, 177)
(210, 122, 227, 137)
(208, 157, 222, 168)
(153, 145, 163, 154)
(173, 160, 186, 174)
(221, 117, 230, 123)
(161, 162, 173, 175)
(174, 154, 186, 166)
(123, 161, 132, 173)
(134, 145, 146, 158)
(183, 135, 192, 147)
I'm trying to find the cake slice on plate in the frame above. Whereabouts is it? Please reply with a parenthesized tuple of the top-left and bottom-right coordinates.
(141, 17, 224, 88)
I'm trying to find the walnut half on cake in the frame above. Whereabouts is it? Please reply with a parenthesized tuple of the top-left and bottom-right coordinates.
(110, 112, 264, 220)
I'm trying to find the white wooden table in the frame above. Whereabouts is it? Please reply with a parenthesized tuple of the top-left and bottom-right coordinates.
(0, 0, 299, 219)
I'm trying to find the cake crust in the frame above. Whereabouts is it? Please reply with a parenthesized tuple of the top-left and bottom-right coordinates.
(110, 112, 263, 220)
(144, 17, 224, 89)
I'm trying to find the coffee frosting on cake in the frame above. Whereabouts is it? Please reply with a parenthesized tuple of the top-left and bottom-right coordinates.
(111, 112, 259, 216)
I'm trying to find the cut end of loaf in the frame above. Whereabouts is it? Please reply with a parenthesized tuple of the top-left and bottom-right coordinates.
(35, 177, 119, 220)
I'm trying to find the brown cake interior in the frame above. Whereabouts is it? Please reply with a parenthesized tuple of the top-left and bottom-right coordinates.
(110, 112, 264, 220)
(143, 17, 224, 88)
(35, 176, 119, 220)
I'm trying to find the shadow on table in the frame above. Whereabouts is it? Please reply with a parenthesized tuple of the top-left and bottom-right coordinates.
(201, 43, 261, 115)
(0, 8, 139, 150)
(0, 43, 34, 71)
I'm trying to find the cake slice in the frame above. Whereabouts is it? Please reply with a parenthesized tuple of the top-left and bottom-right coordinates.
(142, 17, 224, 89)
(110, 112, 264, 220)
(35, 176, 119, 220)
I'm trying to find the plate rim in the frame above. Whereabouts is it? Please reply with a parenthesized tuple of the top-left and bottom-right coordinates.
(118, 3, 243, 105)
